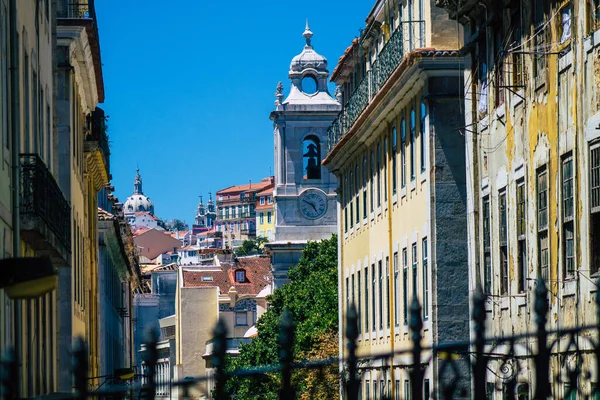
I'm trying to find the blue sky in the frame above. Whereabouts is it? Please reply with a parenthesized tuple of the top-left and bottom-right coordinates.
(95, 0, 373, 224)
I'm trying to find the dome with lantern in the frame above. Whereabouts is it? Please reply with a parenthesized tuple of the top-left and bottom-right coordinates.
(290, 22, 328, 73)
(124, 169, 155, 216)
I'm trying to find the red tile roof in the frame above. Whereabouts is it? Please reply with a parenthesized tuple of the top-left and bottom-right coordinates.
(217, 177, 274, 195)
(182, 256, 272, 295)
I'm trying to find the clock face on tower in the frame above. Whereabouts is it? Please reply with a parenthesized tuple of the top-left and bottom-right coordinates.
(299, 189, 328, 220)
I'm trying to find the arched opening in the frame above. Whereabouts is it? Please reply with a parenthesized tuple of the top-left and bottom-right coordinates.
(303, 135, 321, 179)
(302, 75, 318, 94)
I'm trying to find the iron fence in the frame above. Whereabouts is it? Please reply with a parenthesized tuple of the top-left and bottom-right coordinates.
(2, 277, 600, 399)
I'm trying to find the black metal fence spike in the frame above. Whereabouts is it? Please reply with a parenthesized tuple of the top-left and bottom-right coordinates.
(141, 327, 159, 400)
(212, 318, 228, 400)
(409, 296, 423, 400)
(472, 285, 487, 399)
(72, 336, 88, 400)
(346, 303, 359, 400)
(278, 308, 295, 400)
(534, 276, 550, 400)
(0, 347, 17, 400)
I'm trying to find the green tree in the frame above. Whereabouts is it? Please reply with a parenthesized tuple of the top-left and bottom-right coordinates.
(225, 235, 339, 399)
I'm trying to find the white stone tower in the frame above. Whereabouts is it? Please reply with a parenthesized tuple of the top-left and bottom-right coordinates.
(267, 22, 341, 287)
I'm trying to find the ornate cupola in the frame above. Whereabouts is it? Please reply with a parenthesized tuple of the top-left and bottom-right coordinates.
(276, 21, 339, 108)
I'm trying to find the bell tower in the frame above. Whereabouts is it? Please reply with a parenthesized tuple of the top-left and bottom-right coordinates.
(267, 22, 341, 287)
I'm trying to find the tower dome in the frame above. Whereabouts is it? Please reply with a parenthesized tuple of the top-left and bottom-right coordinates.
(290, 21, 328, 73)
(124, 169, 155, 216)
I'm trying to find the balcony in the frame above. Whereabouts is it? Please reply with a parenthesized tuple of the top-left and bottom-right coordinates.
(204, 337, 253, 357)
(84, 108, 110, 190)
(241, 228, 257, 237)
(57, 0, 95, 19)
(241, 194, 258, 203)
(327, 21, 425, 153)
(20, 154, 71, 264)
(435, 0, 491, 20)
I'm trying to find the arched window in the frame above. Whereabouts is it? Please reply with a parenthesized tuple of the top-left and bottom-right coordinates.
(303, 135, 321, 179)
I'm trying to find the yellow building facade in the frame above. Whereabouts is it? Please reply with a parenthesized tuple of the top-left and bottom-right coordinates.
(256, 187, 274, 241)
(436, 0, 600, 397)
(324, 0, 469, 397)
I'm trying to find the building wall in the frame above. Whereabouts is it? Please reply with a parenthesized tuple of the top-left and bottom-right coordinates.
(437, 0, 600, 396)
(327, 1, 467, 397)
(176, 285, 218, 397)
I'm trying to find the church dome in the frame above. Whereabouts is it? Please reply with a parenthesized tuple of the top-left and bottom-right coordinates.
(124, 169, 155, 215)
(290, 21, 328, 73)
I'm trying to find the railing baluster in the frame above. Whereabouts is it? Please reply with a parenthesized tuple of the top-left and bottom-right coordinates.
(141, 328, 158, 400)
(72, 336, 88, 400)
(534, 277, 549, 400)
(346, 303, 359, 400)
(0, 347, 17, 400)
(410, 296, 423, 400)
(212, 318, 228, 400)
(472, 285, 487, 400)
(278, 308, 295, 400)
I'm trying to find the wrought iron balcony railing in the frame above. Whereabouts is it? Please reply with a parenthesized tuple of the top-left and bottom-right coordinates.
(328, 20, 425, 154)
(58, 1, 93, 19)
(20, 154, 71, 250)
(85, 108, 110, 174)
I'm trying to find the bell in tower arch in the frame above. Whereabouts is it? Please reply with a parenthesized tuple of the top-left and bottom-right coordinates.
(304, 142, 320, 179)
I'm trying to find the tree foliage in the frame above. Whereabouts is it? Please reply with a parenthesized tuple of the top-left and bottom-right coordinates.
(235, 237, 269, 256)
(225, 235, 339, 399)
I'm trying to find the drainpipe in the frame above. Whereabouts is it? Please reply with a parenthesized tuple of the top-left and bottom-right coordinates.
(9, 0, 22, 396)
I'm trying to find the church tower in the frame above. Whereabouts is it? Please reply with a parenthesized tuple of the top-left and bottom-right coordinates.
(267, 22, 341, 287)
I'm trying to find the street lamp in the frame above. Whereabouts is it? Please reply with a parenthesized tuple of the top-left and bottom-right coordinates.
(0, 256, 57, 299)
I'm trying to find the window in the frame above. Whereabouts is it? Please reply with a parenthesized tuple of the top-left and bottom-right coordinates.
(383, 136, 388, 202)
(376, 142, 381, 207)
(591, 144, 600, 274)
(405, 380, 411, 400)
(538, 168, 549, 281)
(422, 238, 428, 320)
(410, 109, 416, 180)
(372, 263, 376, 331)
(303, 135, 321, 179)
(392, 126, 397, 194)
(24, 42, 30, 153)
(393, 252, 399, 326)
(499, 190, 508, 294)
(363, 155, 368, 219)
(395, 380, 400, 400)
(483, 195, 492, 294)
(494, 25, 505, 106)
(267, 211, 272, 224)
(403, 249, 408, 324)
(346, 277, 350, 310)
(260, 196, 265, 205)
(533, 29, 547, 86)
(357, 271, 361, 333)
(235, 269, 246, 282)
(511, 3, 524, 87)
(352, 274, 355, 314)
(202, 276, 213, 282)
(344, 174, 348, 233)
(424, 379, 430, 399)
(517, 179, 527, 292)
(365, 266, 369, 332)
(350, 171, 354, 227)
(235, 311, 248, 326)
(560, 3, 572, 44)
(267, 195, 273, 204)
(401, 118, 406, 188)
(370, 151, 375, 212)
(420, 102, 426, 172)
(355, 164, 360, 224)
(486, 382, 495, 400)
(386, 257, 390, 328)
(366, 382, 370, 400)
(260, 212, 264, 224)
(564, 382, 576, 400)
(412, 243, 418, 300)
(562, 155, 575, 278)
